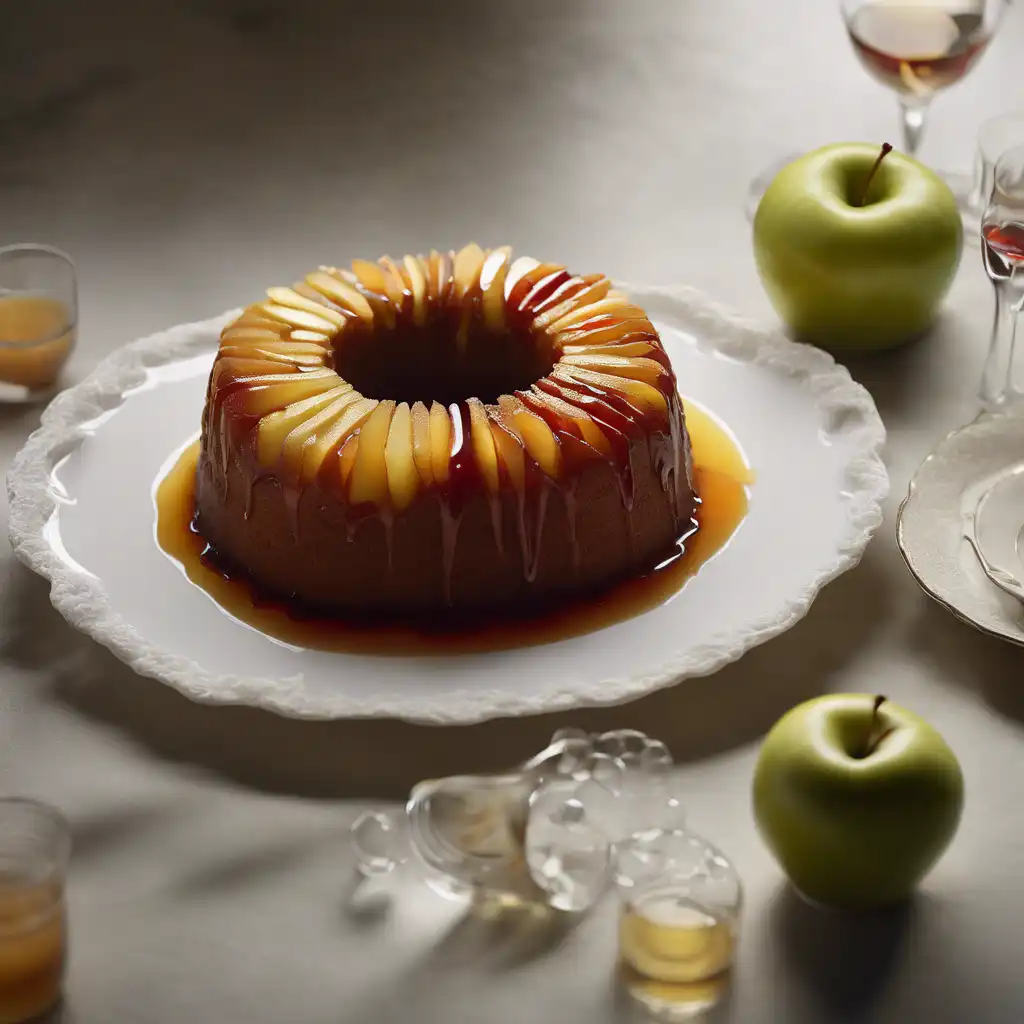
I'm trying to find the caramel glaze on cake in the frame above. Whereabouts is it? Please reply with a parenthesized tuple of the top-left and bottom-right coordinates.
(195, 245, 697, 616)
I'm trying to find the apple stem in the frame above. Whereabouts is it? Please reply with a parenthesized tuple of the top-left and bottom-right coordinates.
(857, 143, 893, 207)
(862, 695, 894, 758)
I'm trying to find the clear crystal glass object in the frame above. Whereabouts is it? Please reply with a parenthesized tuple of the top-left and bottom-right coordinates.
(616, 828, 742, 1020)
(348, 728, 687, 912)
(350, 809, 407, 876)
(980, 144, 1024, 410)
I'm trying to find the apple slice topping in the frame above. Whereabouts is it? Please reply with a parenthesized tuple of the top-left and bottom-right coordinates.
(480, 247, 512, 331)
(305, 271, 375, 324)
(208, 245, 681, 510)
(308, 397, 378, 485)
(488, 415, 527, 492)
(560, 353, 669, 389)
(503, 256, 541, 301)
(524, 386, 612, 457)
(531, 276, 612, 333)
(427, 250, 454, 308)
(218, 341, 327, 368)
(429, 400, 452, 485)
(403, 255, 429, 327)
(340, 268, 396, 330)
(467, 397, 501, 493)
(256, 384, 353, 466)
(378, 257, 413, 315)
(264, 287, 349, 328)
(410, 400, 435, 486)
(221, 324, 290, 345)
(498, 395, 562, 479)
(507, 263, 565, 315)
(559, 339, 657, 360)
(348, 400, 396, 505)
(385, 402, 420, 510)
(279, 390, 361, 479)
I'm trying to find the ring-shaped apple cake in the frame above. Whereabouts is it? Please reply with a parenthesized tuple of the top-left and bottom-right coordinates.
(195, 245, 697, 614)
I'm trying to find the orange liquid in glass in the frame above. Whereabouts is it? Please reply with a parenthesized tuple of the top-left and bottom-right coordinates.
(0, 296, 74, 390)
(0, 883, 65, 1024)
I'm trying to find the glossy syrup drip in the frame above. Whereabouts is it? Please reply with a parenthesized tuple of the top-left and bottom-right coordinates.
(440, 403, 472, 605)
(653, 391, 689, 531)
(217, 408, 231, 499)
(525, 481, 550, 584)
(563, 481, 581, 574)
(487, 492, 505, 558)
(382, 507, 395, 573)
(550, 377, 639, 512)
(438, 497, 461, 607)
(156, 397, 753, 655)
(281, 484, 301, 541)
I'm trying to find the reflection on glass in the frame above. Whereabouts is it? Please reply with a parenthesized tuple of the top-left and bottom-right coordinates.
(979, 144, 1024, 410)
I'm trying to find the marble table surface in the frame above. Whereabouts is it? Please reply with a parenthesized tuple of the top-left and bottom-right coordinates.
(3, 1, 1024, 1021)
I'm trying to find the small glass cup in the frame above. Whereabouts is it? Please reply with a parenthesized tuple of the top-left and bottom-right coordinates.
(0, 799, 70, 1023)
(615, 828, 742, 1021)
(0, 245, 77, 402)
(979, 144, 1024, 411)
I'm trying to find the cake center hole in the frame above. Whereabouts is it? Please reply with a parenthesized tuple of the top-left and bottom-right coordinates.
(331, 315, 555, 406)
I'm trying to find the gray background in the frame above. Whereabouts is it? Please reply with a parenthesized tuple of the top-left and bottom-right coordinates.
(2, 1, 1024, 1021)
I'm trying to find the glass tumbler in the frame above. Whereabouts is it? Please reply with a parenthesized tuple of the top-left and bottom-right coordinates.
(615, 828, 742, 1021)
(0, 799, 70, 1023)
(0, 245, 77, 401)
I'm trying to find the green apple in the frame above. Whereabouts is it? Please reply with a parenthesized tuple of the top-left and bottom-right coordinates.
(753, 694, 964, 909)
(753, 142, 963, 352)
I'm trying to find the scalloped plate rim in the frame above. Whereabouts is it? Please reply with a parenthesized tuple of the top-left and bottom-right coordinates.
(897, 411, 1024, 649)
(7, 284, 888, 724)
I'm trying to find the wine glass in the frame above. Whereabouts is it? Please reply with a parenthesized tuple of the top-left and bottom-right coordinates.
(979, 144, 1024, 410)
(746, 0, 1011, 220)
(967, 111, 1024, 231)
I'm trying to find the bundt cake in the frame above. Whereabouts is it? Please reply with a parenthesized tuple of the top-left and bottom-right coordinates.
(195, 245, 697, 615)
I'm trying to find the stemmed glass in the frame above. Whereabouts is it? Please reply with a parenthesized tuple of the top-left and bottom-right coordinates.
(967, 111, 1024, 230)
(979, 144, 1024, 410)
(746, 0, 1011, 220)
(840, 0, 1008, 165)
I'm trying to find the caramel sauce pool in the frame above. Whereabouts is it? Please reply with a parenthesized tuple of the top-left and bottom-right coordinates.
(153, 398, 753, 654)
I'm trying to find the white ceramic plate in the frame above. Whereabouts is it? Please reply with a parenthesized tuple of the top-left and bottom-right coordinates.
(899, 412, 1024, 646)
(8, 286, 887, 724)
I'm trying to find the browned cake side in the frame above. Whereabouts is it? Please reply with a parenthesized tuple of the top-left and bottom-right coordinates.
(195, 245, 696, 615)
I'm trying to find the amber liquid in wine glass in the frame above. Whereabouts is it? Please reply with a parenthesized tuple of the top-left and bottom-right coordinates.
(846, 3, 993, 97)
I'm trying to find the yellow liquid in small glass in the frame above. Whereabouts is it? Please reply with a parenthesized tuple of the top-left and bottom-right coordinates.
(0, 883, 65, 1024)
(619, 889, 734, 1019)
(0, 296, 75, 389)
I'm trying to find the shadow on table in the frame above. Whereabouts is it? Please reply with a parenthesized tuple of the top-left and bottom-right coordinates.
(907, 588, 1024, 727)
(425, 895, 580, 973)
(3, 545, 889, 800)
(767, 883, 925, 1020)
(822, 307, 976, 436)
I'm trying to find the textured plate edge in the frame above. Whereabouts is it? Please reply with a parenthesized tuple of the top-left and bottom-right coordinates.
(896, 413, 1024, 649)
(7, 287, 888, 724)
